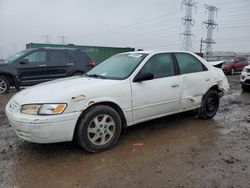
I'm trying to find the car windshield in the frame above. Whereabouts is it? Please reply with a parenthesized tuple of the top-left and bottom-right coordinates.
(222, 57, 234, 64)
(5, 50, 29, 62)
(86, 53, 147, 80)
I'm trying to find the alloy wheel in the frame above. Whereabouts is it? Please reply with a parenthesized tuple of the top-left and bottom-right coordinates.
(87, 114, 116, 145)
(0, 79, 7, 94)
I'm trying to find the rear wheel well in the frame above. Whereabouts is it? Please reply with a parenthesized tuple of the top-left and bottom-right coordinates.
(209, 85, 220, 92)
(73, 101, 127, 141)
(207, 85, 224, 98)
(71, 71, 83, 76)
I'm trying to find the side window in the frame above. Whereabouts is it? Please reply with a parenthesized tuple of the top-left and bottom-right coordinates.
(239, 57, 245, 61)
(25, 51, 46, 63)
(175, 53, 206, 74)
(49, 51, 70, 65)
(73, 51, 90, 63)
(140, 53, 175, 79)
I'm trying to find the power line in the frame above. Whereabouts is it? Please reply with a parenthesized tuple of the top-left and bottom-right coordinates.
(82, 9, 181, 38)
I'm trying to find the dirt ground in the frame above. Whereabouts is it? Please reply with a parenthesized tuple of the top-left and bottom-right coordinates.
(0, 74, 249, 188)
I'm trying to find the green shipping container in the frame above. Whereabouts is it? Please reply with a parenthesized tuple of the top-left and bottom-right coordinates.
(26, 43, 135, 64)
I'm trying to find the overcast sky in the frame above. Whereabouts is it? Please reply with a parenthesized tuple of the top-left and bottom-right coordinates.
(0, 0, 250, 58)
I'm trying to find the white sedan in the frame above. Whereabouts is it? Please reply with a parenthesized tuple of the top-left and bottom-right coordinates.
(5, 51, 229, 153)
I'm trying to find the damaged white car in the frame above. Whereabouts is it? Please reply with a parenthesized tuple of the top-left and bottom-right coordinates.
(5, 51, 229, 153)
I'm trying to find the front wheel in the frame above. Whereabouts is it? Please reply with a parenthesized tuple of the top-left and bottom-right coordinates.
(76, 105, 122, 153)
(242, 84, 250, 92)
(197, 90, 219, 119)
(0, 76, 10, 94)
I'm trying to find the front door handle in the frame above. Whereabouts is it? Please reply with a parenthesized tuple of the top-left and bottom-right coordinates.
(67, 63, 74, 66)
(206, 78, 211, 82)
(171, 84, 179, 88)
(39, 64, 47, 67)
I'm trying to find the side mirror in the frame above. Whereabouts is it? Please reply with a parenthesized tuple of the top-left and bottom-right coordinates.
(234, 60, 239, 64)
(133, 72, 154, 82)
(19, 58, 29, 64)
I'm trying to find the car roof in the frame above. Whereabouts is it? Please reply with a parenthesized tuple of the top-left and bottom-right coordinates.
(121, 50, 196, 55)
(29, 47, 82, 51)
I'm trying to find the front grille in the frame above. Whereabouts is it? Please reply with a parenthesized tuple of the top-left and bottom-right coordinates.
(8, 101, 20, 113)
(245, 79, 250, 84)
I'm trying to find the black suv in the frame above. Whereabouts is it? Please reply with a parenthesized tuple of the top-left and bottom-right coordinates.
(0, 48, 95, 94)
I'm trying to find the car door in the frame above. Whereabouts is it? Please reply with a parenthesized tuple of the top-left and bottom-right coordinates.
(15, 50, 49, 85)
(233, 58, 241, 71)
(131, 53, 181, 122)
(46, 50, 72, 80)
(174, 53, 213, 110)
(240, 57, 248, 70)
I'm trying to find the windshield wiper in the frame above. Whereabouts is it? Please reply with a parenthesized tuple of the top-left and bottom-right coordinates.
(86, 74, 107, 79)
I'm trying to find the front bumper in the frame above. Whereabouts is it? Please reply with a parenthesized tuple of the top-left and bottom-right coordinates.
(240, 71, 250, 85)
(5, 100, 81, 143)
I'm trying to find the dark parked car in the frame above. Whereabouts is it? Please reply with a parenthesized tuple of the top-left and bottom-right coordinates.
(0, 48, 95, 94)
(222, 57, 249, 75)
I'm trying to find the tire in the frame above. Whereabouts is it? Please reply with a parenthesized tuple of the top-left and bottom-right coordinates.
(72, 72, 83, 76)
(230, 67, 235, 75)
(0, 76, 10, 94)
(197, 90, 219, 119)
(242, 84, 250, 92)
(76, 105, 122, 153)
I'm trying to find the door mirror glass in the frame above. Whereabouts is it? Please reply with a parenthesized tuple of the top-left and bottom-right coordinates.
(133, 72, 154, 82)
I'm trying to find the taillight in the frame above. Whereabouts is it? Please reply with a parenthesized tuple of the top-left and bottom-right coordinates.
(87, 60, 96, 67)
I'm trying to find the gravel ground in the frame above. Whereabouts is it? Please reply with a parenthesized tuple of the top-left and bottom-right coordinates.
(0, 74, 249, 188)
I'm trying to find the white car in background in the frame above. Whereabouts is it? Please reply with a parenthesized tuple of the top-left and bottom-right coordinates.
(5, 51, 229, 153)
(241, 64, 250, 91)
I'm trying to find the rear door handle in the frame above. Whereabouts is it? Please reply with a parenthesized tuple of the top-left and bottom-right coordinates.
(39, 64, 47, 67)
(206, 78, 211, 81)
(67, 63, 74, 66)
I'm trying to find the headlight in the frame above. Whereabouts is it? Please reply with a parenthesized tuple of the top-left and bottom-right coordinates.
(21, 104, 41, 115)
(39, 104, 67, 115)
(242, 68, 247, 72)
(21, 104, 67, 115)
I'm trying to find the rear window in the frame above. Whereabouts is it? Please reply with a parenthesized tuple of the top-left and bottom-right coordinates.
(71, 51, 91, 64)
(49, 51, 71, 65)
(239, 57, 246, 61)
(175, 53, 207, 74)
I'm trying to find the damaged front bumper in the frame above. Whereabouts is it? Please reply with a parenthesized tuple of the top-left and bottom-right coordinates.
(5, 100, 81, 143)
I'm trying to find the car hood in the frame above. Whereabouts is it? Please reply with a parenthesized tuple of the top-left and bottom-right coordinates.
(244, 65, 250, 69)
(0, 59, 8, 65)
(209, 61, 224, 66)
(12, 76, 121, 105)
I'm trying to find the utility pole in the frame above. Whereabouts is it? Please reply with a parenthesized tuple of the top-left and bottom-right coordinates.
(58, 36, 67, 45)
(0, 47, 3, 59)
(180, 0, 197, 51)
(202, 4, 219, 56)
(199, 37, 204, 53)
(42, 35, 52, 44)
